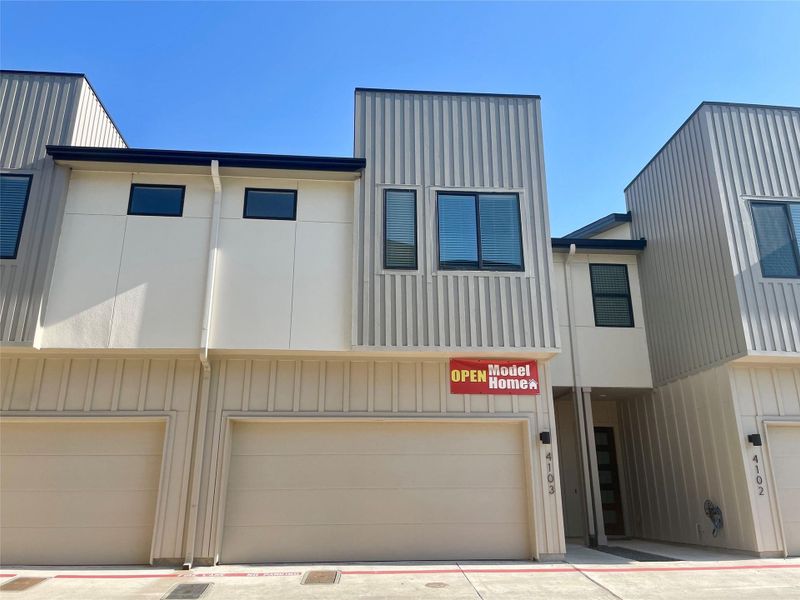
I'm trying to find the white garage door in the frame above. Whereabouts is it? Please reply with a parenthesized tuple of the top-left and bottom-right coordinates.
(220, 421, 531, 563)
(769, 424, 800, 556)
(0, 420, 165, 565)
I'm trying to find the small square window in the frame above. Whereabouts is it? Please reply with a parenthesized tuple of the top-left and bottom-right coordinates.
(244, 189, 297, 220)
(128, 184, 185, 217)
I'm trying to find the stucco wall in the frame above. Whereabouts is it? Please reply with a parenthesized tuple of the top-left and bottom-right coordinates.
(37, 170, 354, 351)
(550, 253, 651, 389)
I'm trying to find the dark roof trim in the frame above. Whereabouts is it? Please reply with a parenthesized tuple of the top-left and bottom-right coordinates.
(46, 145, 367, 172)
(1, 69, 129, 147)
(551, 237, 646, 252)
(624, 100, 800, 192)
(565, 211, 632, 238)
(0, 69, 86, 78)
(356, 87, 540, 100)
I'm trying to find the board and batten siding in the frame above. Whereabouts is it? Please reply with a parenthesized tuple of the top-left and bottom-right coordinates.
(353, 90, 558, 351)
(0, 71, 125, 344)
(704, 104, 800, 355)
(626, 108, 748, 386)
(730, 363, 800, 556)
(0, 354, 198, 562)
(191, 355, 565, 562)
(618, 365, 759, 553)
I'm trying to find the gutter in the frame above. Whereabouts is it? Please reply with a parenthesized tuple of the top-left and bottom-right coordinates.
(183, 160, 222, 568)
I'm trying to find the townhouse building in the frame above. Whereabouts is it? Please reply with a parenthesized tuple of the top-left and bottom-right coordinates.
(0, 70, 797, 567)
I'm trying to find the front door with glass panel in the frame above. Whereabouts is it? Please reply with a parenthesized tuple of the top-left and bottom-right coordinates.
(594, 426, 625, 536)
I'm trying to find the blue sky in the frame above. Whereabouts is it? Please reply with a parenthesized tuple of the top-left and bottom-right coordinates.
(2, 2, 798, 235)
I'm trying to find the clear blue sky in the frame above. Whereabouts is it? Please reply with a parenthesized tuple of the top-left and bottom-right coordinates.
(2, 2, 798, 235)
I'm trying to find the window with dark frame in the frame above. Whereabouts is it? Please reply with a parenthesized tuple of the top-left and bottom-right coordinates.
(384, 189, 417, 270)
(243, 188, 297, 220)
(751, 200, 800, 279)
(437, 192, 523, 271)
(128, 184, 185, 217)
(590, 264, 634, 328)
(0, 174, 33, 259)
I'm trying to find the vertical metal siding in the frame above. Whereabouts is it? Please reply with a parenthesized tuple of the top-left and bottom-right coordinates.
(626, 110, 747, 386)
(0, 72, 126, 343)
(704, 105, 800, 354)
(70, 79, 126, 148)
(353, 90, 558, 350)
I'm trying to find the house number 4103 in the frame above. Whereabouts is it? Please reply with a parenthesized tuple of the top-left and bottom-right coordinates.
(545, 452, 556, 494)
(752, 454, 766, 496)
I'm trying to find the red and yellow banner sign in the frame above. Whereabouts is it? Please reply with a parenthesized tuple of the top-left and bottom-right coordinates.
(449, 359, 540, 395)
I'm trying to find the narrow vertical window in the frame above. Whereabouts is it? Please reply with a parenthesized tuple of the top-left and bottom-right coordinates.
(0, 174, 33, 259)
(590, 264, 634, 327)
(751, 201, 800, 278)
(384, 189, 417, 269)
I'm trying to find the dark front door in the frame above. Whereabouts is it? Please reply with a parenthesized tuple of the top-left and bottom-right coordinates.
(594, 427, 625, 536)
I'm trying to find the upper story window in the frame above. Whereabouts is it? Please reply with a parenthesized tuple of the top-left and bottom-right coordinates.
(384, 189, 417, 269)
(590, 263, 634, 327)
(0, 174, 32, 259)
(244, 188, 297, 220)
(751, 200, 800, 279)
(128, 184, 184, 217)
(437, 192, 523, 271)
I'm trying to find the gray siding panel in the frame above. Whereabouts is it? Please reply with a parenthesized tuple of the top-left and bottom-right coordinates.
(70, 79, 126, 148)
(353, 90, 557, 350)
(705, 104, 800, 354)
(0, 72, 126, 343)
(626, 110, 746, 385)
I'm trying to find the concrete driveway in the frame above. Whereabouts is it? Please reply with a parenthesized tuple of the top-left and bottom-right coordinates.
(2, 542, 799, 599)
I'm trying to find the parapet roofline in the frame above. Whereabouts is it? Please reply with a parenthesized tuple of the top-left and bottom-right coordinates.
(624, 100, 800, 193)
(1, 69, 129, 147)
(356, 87, 540, 100)
(46, 146, 366, 172)
(565, 211, 631, 238)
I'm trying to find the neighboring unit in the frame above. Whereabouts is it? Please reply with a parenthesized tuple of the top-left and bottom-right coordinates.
(622, 102, 800, 557)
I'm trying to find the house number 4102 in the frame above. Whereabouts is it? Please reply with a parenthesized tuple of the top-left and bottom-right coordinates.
(752, 454, 766, 496)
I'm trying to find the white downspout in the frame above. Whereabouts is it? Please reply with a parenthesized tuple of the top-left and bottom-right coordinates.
(184, 159, 222, 568)
(564, 243, 600, 547)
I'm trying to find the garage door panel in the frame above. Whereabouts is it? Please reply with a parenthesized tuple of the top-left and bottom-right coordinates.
(768, 425, 800, 556)
(772, 456, 800, 486)
(0, 421, 164, 565)
(222, 522, 530, 563)
(227, 453, 524, 490)
(0, 527, 154, 566)
(1, 455, 163, 491)
(220, 421, 531, 562)
(223, 487, 527, 527)
(231, 421, 521, 455)
(0, 422, 164, 455)
(1, 490, 158, 528)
